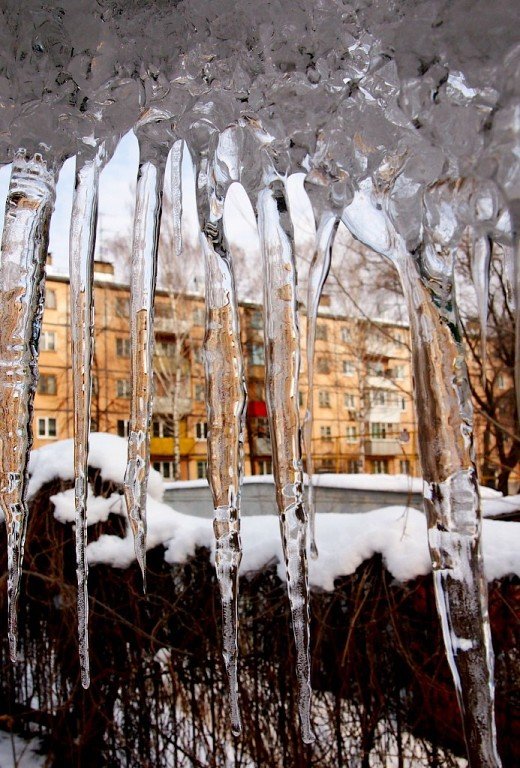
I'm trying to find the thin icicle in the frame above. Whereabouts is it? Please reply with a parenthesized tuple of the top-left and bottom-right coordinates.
(302, 212, 338, 558)
(0, 150, 56, 661)
(201, 228, 246, 736)
(470, 233, 491, 382)
(342, 184, 501, 768)
(69, 142, 107, 688)
(257, 185, 314, 744)
(123, 139, 166, 587)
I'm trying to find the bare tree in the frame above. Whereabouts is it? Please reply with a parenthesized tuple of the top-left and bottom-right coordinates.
(458, 242, 519, 494)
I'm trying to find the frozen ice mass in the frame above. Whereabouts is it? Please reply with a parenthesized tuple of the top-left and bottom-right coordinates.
(0, 1, 519, 765)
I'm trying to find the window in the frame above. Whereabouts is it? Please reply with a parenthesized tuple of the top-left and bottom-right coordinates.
(154, 302, 170, 318)
(368, 361, 385, 376)
(38, 417, 57, 438)
(40, 331, 56, 351)
(250, 310, 263, 330)
(401, 397, 406, 411)
(318, 390, 331, 408)
(348, 459, 360, 474)
(193, 345, 204, 365)
(344, 393, 356, 408)
(152, 421, 174, 438)
(343, 360, 355, 376)
(371, 422, 387, 439)
(38, 374, 57, 395)
(341, 326, 350, 343)
(115, 297, 130, 317)
(320, 425, 332, 439)
(370, 390, 386, 406)
(372, 459, 388, 474)
(317, 357, 330, 374)
(257, 459, 272, 475)
(195, 383, 205, 401)
(250, 344, 265, 366)
(117, 419, 130, 437)
(45, 289, 57, 309)
(393, 365, 405, 379)
(196, 460, 208, 479)
(316, 324, 328, 341)
(153, 461, 174, 479)
(400, 459, 411, 474)
(298, 390, 304, 407)
(90, 417, 99, 432)
(116, 337, 131, 357)
(193, 307, 205, 326)
(156, 341, 176, 357)
(117, 379, 131, 398)
(318, 459, 334, 472)
(195, 422, 208, 440)
(346, 426, 358, 442)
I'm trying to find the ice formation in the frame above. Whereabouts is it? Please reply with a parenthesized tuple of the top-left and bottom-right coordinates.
(0, 1, 518, 763)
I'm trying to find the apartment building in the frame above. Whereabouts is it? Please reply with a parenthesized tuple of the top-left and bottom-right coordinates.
(34, 260, 419, 480)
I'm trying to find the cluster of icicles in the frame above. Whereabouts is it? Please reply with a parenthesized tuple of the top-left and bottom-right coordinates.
(0, 118, 515, 768)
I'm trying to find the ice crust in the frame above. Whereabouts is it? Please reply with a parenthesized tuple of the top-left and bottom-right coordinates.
(0, 1, 518, 233)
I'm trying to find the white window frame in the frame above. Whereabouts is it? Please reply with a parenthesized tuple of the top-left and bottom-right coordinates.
(116, 379, 131, 398)
(41, 331, 56, 351)
(318, 390, 331, 408)
(38, 417, 57, 438)
(343, 360, 355, 376)
(195, 422, 208, 440)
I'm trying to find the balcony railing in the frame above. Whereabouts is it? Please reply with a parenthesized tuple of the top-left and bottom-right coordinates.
(365, 439, 401, 456)
(153, 395, 191, 417)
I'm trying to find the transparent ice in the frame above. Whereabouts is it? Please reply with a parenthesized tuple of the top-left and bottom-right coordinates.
(0, 1, 518, 762)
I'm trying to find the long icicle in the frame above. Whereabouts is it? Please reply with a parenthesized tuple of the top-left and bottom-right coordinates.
(123, 138, 166, 587)
(257, 185, 314, 744)
(302, 212, 338, 558)
(201, 228, 246, 735)
(199, 126, 247, 734)
(342, 185, 501, 767)
(396, 242, 501, 768)
(69, 143, 106, 688)
(0, 150, 57, 661)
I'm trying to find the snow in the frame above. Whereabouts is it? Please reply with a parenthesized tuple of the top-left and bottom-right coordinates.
(481, 494, 520, 518)
(18, 436, 520, 585)
(0, 732, 45, 768)
(53, 491, 517, 586)
(27, 433, 163, 501)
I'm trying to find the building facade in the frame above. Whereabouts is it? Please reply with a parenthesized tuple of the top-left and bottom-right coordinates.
(34, 261, 419, 480)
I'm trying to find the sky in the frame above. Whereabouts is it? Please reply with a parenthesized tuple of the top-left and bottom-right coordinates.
(0, 133, 318, 285)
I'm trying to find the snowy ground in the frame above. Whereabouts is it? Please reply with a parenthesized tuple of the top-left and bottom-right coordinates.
(0, 732, 45, 768)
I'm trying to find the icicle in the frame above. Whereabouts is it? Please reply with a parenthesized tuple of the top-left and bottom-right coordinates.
(342, 185, 501, 768)
(123, 136, 166, 587)
(469, 234, 491, 381)
(201, 228, 246, 736)
(257, 185, 314, 744)
(302, 212, 338, 559)
(397, 246, 501, 768)
(198, 127, 247, 735)
(0, 150, 57, 661)
(69, 142, 107, 688)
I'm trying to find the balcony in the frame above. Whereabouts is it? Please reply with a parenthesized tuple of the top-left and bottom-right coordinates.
(154, 316, 191, 335)
(365, 439, 401, 456)
(153, 395, 191, 417)
(150, 436, 196, 457)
